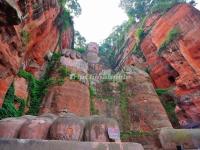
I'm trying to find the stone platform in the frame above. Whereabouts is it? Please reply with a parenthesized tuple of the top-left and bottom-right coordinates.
(0, 139, 144, 150)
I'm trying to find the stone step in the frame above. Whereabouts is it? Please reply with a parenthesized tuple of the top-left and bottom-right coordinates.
(143, 144, 162, 150)
(0, 139, 144, 150)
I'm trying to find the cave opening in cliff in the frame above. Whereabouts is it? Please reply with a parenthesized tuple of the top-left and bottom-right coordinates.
(168, 76, 176, 83)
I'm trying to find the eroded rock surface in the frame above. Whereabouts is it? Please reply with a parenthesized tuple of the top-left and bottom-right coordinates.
(40, 78, 90, 116)
(0, 117, 27, 138)
(115, 3, 200, 127)
(0, 0, 73, 106)
(84, 116, 120, 142)
(50, 113, 85, 141)
(0, 113, 120, 142)
(19, 116, 56, 139)
(93, 67, 172, 133)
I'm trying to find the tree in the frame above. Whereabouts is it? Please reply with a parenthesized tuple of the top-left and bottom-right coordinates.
(119, 0, 195, 20)
(65, 0, 82, 16)
(59, 0, 82, 16)
(99, 20, 135, 68)
(74, 31, 87, 53)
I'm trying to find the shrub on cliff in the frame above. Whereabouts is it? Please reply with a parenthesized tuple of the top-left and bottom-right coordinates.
(135, 28, 144, 42)
(157, 28, 181, 55)
(58, 66, 71, 78)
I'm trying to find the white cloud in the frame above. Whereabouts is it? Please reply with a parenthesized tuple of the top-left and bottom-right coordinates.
(74, 0, 128, 43)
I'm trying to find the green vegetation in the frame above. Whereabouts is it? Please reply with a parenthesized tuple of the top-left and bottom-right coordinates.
(20, 30, 30, 45)
(119, 82, 130, 131)
(58, 0, 81, 16)
(74, 47, 85, 53)
(156, 87, 180, 127)
(121, 130, 153, 140)
(156, 88, 170, 96)
(15, 96, 26, 116)
(58, 66, 71, 78)
(18, 52, 64, 115)
(132, 41, 145, 59)
(161, 98, 179, 127)
(0, 84, 25, 119)
(69, 73, 80, 81)
(43, 52, 61, 80)
(57, 0, 82, 32)
(100, 19, 135, 68)
(151, 1, 178, 13)
(158, 28, 181, 55)
(96, 80, 115, 103)
(135, 28, 145, 42)
(58, 0, 67, 7)
(18, 70, 48, 115)
(16, 52, 82, 116)
(56, 9, 73, 32)
(74, 30, 87, 53)
(89, 82, 98, 115)
(119, 0, 194, 21)
(144, 67, 150, 74)
(100, 0, 195, 69)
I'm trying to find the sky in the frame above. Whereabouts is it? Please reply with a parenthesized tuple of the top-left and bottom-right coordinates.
(197, 1, 200, 10)
(74, 0, 200, 44)
(74, 0, 128, 43)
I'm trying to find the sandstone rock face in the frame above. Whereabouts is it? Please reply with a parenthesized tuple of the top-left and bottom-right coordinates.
(0, 117, 27, 138)
(93, 81, 124, 130)
(114, 26, 137, 72)
(115, 4, 200, 127)
(124, 67, 172, 131)
(61, 27, 74, 49)
(13, 77, 28, 100)
(40, 78, 90, 117)
(50, 113, 85, 141)
(140, 4, 200, 127)
(19, 116, 56, 139)
(0, 0, 73, 106)
(40, 49, 90, 116)
(0, 76, 14, 106)
(94, 67, 172, 132)
(84, 116, 120, 142)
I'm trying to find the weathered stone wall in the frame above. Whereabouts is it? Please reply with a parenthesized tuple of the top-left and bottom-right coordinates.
(0, 0, 74, 106)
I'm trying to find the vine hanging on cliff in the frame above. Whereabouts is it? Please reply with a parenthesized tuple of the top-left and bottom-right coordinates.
(18, 52, 64, 116)
(0, 84, 25, 120)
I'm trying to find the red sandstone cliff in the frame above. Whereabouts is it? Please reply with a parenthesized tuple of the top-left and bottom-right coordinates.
(116, 3, 200, 127)
(0, 0, 73, 106)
